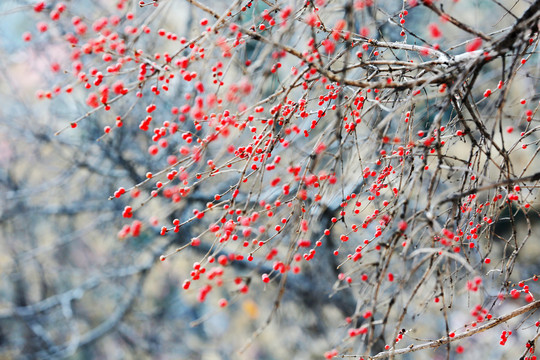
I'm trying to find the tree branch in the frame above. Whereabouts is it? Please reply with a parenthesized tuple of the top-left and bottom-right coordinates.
(345, 300, 540, 359)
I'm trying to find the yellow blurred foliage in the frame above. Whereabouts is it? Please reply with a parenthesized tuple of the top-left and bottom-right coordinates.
(242, 299, 259, 319)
